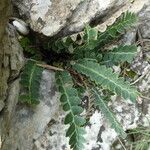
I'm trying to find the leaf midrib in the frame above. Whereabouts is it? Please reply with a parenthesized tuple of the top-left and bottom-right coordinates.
(107, 51, 136, 55)
(59, 76, 80, 145)
(76, 63, 136, 98)
(28, 64, 36, 104)
(92, 89, 126, 138)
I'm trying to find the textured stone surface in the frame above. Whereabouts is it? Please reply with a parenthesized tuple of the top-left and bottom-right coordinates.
(12, 0, 132, 37)
(32, 2, 150, 150)
(0, 23, 24, 149)
(0, 0, 24, 110)
(138, 0, 150, 39)
(0, 0, 12, 106)
(7, 24, 25, 79)
(1, 70, 142, 150)
(0, 1, 149, 150)
(0, 70, 60, 150)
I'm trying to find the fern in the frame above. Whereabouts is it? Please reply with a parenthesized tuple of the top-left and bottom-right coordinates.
(72, 59, 139, 102)
(56, 71, 86, 150)
(92, 88, 127, 138)
(97, 12, 137, 47)
(49, 12, 137, 55)
(77, 25, 98, 51)
(20, 37, 43, 60)
(19, 11, 140, 149)
(20, 60, 43, 104)
(20, 37, 36, 55)
(103, 45, 137, 63)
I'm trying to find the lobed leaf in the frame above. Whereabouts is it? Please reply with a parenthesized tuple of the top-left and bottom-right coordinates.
(56, 71, 86, 150)
(92, 88, 127, 138)
(103, 45, 137, 63)
(72, 59, 139, 102)
(20, 60, 43, 104)
(97, 12, 137, 47)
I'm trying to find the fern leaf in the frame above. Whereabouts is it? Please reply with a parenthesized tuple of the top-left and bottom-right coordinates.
(97, 12, 137, 47)
(56, 71, 86, 150)
(20, 60, 43, 104)
(79, 25, 98, 51)
(92, 88, 127, 138)
(49, 12, 137, 56)
(103, 45, 137, 63)
(72, 59, 139, 102)
(74, 51, 102, 62)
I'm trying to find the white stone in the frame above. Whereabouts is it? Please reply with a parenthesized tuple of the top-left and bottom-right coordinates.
(13, 0, 131, 37)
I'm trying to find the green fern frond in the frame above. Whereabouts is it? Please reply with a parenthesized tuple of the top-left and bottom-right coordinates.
(97, 12, 137, 47)
(51, 25, 98, 54)
(72, 59, 139, 102)
(73, 26, 101, 60)
(20, 60, 43, 105)
(49, 12, 137, 58)
(52, 36, 75, 53)
(92, 88, 127, 138)
(77, 25, 98, 51)
(103, 45, 137, 63)
(20, 37, 36, 55)
(56, 71, 86, 150)
(73, 51, 102, 62)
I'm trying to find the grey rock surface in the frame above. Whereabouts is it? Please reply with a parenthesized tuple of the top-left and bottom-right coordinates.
(0, 24, 24, 149)
(8, 24, 25, 79)
(0, 1, 149, 150)
(33, 2, 150, 150)
(0, 23, 24, 111)
(12, 0, 130, 37)
(0, 71, 60, 150)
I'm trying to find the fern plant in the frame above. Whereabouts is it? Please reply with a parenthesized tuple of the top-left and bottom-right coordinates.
(92, 88, 127, 138)
(20, 60, 43, 105)
(20, 12, 140, 150)
(56, 71, 86, 149)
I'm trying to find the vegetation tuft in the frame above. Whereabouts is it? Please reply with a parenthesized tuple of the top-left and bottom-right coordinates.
(20, 12, 140, 149)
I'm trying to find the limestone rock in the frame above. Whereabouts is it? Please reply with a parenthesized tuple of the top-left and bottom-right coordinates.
(12, 0, 131, 37)
(0, 1, 149, 150)
(0, 70, 60, 150)
(2, 69, 140, 150)
(138, 0, 150, 39)
(0, 23, 24, 110)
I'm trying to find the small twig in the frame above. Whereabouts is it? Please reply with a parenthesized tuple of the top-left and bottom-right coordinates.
(129, 144, 133, 150)
(130, 67, 150, 85)
(136, 39, 150, 46)
(68, 68, 88, 88)
(140, 95, 150, 101)
(117, 137, 127, 150)
(37, 64, 64, 72)
(136, 28, 144, 47)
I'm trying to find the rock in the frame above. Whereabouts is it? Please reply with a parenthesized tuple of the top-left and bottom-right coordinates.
(33, 96, 140, 150)
(12, 0, 131, 37)
(0, 79, 20, 149)
(0, 0, 12, 104)
(0, 70, 60, 150)
(7, 24, 25, 79)
(0, 23, 24, 149)
(0, 101, 5, 112)
(138, 0, 150, 39)
(1, 1, 149, 150)
(1, 69, 140, 150)
(0, 23, 24, 110)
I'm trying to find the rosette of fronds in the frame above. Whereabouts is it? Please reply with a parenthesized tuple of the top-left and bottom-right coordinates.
(20, 11, 140, 149)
